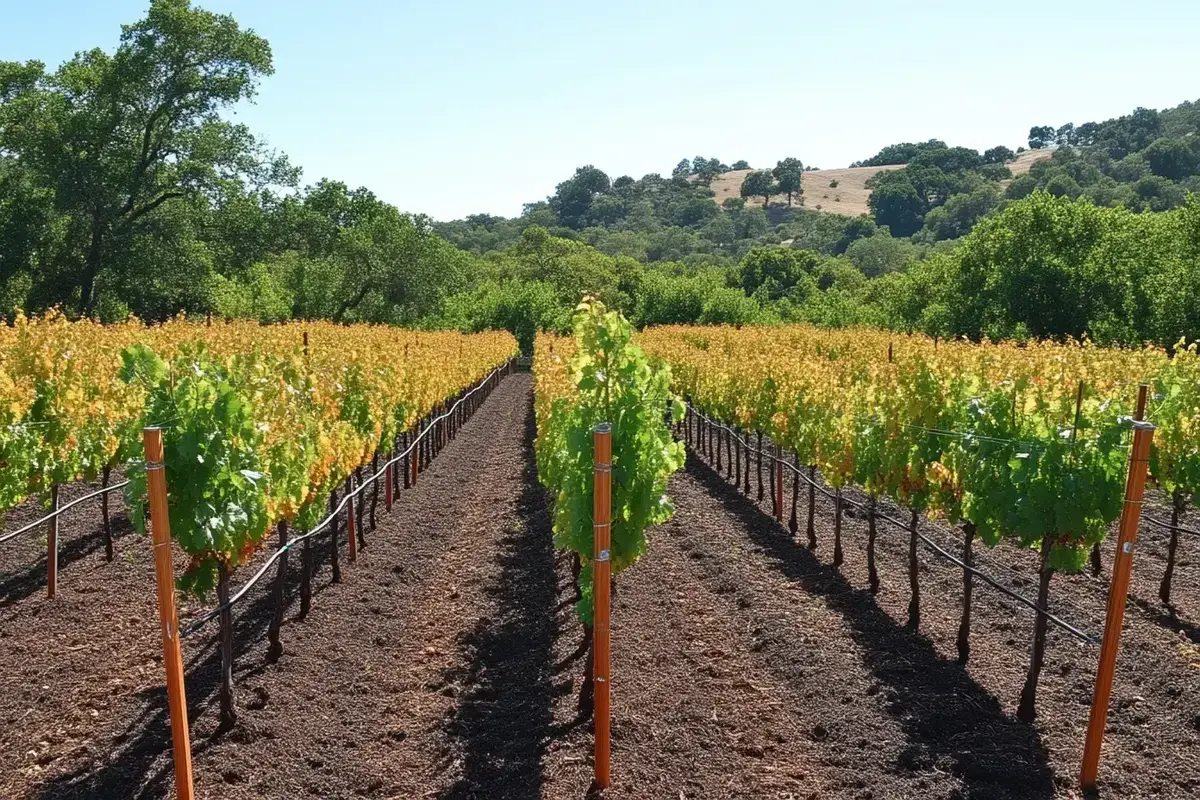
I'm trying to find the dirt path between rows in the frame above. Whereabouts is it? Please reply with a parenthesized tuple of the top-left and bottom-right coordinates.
(5, 376, 1198, 799)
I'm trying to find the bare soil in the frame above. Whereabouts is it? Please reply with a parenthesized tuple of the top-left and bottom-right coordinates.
(3, 376, 1198, 799)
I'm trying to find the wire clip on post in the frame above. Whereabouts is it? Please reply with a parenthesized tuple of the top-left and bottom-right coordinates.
(593, 422, 613, 790)
(143, 427, 195, 800)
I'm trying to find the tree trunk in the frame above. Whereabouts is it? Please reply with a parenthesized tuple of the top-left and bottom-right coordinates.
(1018, 536, 1054, 723)
(806, 464, 817, 549)
(867, 497, 879, 594)
(1160, 489, 1187, 607)
(756, 432, 764, 501)
(267, 520, 288, 662)
(956, 522, 976, 664)
(217, 561, 237, 730)
(716, 426, 723, 472)
(906, 508, 921, 630)
(101, 466, 113, 562)
(1090, 543, 1102, 577)
(833, 488, 844, 567)
(80, 217, 104, 316)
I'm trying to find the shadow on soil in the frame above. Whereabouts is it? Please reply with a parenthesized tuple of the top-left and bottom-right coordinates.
(684, 453, 1058, 800)
(36, 537, 317, 799)
(438, 396, 559, 800)
(0, 518, 134, 607)
(1129, 593, 1200, 643)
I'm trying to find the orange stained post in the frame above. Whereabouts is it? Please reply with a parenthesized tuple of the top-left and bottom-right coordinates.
(143, 428, 195, 800)
(593, 422, 613, 789)
(346, 477, 358, 562)
(1080, 393, 1154, 791)
(47, 484, 59, 598)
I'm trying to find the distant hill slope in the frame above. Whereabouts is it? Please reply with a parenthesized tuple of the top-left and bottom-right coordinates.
(707, 148, 1054, 217)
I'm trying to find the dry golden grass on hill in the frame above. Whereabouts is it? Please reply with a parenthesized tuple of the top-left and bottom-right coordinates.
(707, 148, 1053, 217)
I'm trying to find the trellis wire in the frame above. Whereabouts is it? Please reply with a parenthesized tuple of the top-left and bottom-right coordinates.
(685, 403, 1100, 645)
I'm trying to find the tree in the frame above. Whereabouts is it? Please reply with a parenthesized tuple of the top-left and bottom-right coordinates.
(1028, 126, 1056, 149)
(693, 157, 724, 186)
(850, 140, 947, 168)
(868, 174, 925, 237)
(1143, 138, 1200, 182)
(740, 170, 776, 208)
(730, 160, 751, 170)
(737, 246, 818, 298)
(672, 159, 692, 180)
(983, 146, 1015, 164)
(549, 165, 611, 229)
(1055, 123, 1076, 146)
(0, 0, 294, 315)
(845, 235, 914, 277)
(773, 157, 805, 207)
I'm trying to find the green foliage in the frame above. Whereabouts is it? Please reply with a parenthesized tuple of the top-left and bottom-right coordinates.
(983, 146, 1016, 164)
(122, 343, 270, 596)
(773, 157, 805, 207)
(0, 0, 295, 316)
(740, 170, 777, 207)
(699, 287, 768, 325)
(850, 140, 948, 168)
(535, 302, 685, 622)
(844, 235, 915, 277)
(441, 279, 569, 354)
(1029, 126, 1056, 149)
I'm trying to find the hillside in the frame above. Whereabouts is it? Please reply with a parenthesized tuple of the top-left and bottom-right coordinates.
(708, 148, 1054, 217)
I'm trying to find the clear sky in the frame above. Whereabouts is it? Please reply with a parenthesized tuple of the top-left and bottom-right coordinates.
(3, 0, 1198, 220)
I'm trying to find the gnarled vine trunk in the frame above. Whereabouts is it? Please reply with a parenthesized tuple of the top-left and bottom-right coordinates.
(217, 561, 237, 730)
(867, 497, 879, 594)
(1160, 489, 1188, 607)
(1018, 535, 1054, 723)
(832, 488, 844, 567)
(956, 522, 976, 664)
(907, 508, 920, 630)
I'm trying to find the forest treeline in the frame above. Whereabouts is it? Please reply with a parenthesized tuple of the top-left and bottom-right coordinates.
(1, 0, 1197, 352)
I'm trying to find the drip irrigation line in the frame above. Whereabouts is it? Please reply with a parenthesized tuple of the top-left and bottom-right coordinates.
(1140, 515, 1200, 538)
(0, 479, 131, 545)
(179, 361, 509, 640)
(685, 403, 1100, 645)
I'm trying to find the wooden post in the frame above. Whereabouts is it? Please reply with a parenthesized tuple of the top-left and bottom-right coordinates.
(593, 423, 613, 789)
(1080, 404, 1154, 790)
(143, 428, 195, 800)
(346, 476, 357, 563)
(47, 484, 59, 598)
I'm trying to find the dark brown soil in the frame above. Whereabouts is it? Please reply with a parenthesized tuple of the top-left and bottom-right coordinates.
(674, 428, 1200, 799)
(3, 378, 1199, 799)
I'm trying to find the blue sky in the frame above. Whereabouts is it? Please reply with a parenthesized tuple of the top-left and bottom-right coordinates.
(3, 0, 1198, 220)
